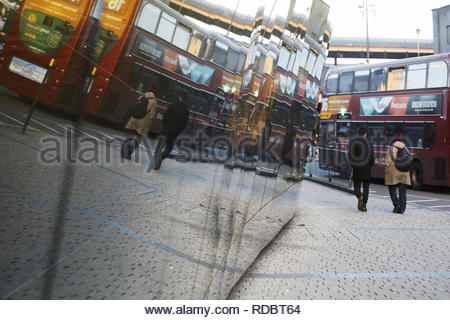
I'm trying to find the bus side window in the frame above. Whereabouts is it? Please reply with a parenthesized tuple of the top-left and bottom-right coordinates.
(336, 121, 351, 141)
(353, 70, 370, 93)
(369, 67, 387, 92)
(278, 46, 290, 70)
(325, 73, 338, 94)
(404, 123, 425, 148)
(338, 71, 354, 94)
(188, 31, 206, 58)
(427, 60, 448, 88)
(156, 74, 175, 103)
(406, 63, 427, 89)
(211, 41, 228, 67)
(137, 3, 161, 34)
(387, 66, 406, 91)
(129, 64, 158, 94)
(172, 82, 190, 106)
(237, 52, 246, 75)
(156, 12, 177, 43)
(424, 122, 435, 149)
(367, 122, 385, 146)
(385, 122, 404, 145)
(172, 23, 192, 50)
(226, 48, 241, 73)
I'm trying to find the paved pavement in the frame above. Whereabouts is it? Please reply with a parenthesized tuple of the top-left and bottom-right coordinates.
(230, 181, 450, 299)
(1, 87, 449, 300)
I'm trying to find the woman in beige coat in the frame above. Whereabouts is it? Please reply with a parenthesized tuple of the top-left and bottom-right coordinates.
(385, 141, 411, 213)
(123, 89, 158, 160)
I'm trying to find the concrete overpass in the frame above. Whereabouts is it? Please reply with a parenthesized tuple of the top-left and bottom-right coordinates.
(329, 37, 434, 61)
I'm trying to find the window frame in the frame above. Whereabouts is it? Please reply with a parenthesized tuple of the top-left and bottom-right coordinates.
(386, 66, 406, 91)
(136, 3, 162, 34)
(325, 72, 338, 94)
(337, 71, 354, 94)
(210, 40, 229, 67)
(156, 12, 177, 43)
(353, 69, 370, 93)
(427, 60, 448, 89)
(172, 23, 192, 50)
(405, 62, 427, 90)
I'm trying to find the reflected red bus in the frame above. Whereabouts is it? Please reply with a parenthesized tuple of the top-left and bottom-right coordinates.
(0, 0, 95, 104)
(81, 0, 247, 137)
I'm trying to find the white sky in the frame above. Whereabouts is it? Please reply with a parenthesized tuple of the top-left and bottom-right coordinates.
(218, 0, 449, 40)
(325, 0, 449, 39)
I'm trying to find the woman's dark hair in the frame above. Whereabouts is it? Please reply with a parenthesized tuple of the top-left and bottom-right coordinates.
(357, 126, 368, 136)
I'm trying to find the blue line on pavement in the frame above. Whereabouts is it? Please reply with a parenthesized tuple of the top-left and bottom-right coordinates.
(354, 227, 450, 232)
(248, 271, 450, 279)
(0, 182, 244, 275)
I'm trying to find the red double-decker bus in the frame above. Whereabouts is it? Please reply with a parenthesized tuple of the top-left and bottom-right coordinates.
(237, 33, 325, 173)
(80, 0, 247, 138)
(320, 53, 450, 189)
(0, 0, 95, 104)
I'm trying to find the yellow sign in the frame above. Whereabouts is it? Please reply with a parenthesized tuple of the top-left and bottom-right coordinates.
(23, 0, 86, 25)
(319, 112, 331, 119)
(322, 95, 351, 115)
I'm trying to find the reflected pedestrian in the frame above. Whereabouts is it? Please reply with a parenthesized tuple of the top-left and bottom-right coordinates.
(385, 141, 412, 214)
(348, 126, 374, 212)
(281, 117, 296, 167)
(123, 85, 158, 160)
(153, 92, 189, 170)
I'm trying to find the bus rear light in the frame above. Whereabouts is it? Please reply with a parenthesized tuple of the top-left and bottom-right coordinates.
(98, 88, 103, 92)
(0, 57, 4, 61)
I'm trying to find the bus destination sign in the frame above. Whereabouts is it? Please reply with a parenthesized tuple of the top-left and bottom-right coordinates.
(360, 94, 442, 116)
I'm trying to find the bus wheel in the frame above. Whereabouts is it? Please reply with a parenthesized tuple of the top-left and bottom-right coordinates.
(410, 161, 423, 190)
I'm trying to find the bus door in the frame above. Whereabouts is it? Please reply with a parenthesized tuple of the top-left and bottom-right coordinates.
(319, 121, 335, 169)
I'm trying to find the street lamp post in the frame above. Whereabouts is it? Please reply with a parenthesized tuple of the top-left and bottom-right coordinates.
(416, 28, 420, 56)
(365, 0, 370, 63)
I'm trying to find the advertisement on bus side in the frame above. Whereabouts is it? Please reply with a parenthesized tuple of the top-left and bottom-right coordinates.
(133, 35, 215, 86)
(360, 94, 442, 116)
(19, 0, 87, 55)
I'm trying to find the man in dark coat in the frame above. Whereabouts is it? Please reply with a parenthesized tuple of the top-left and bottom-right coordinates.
(153, 92, 189, 170)
(348, 126, 375, 212)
